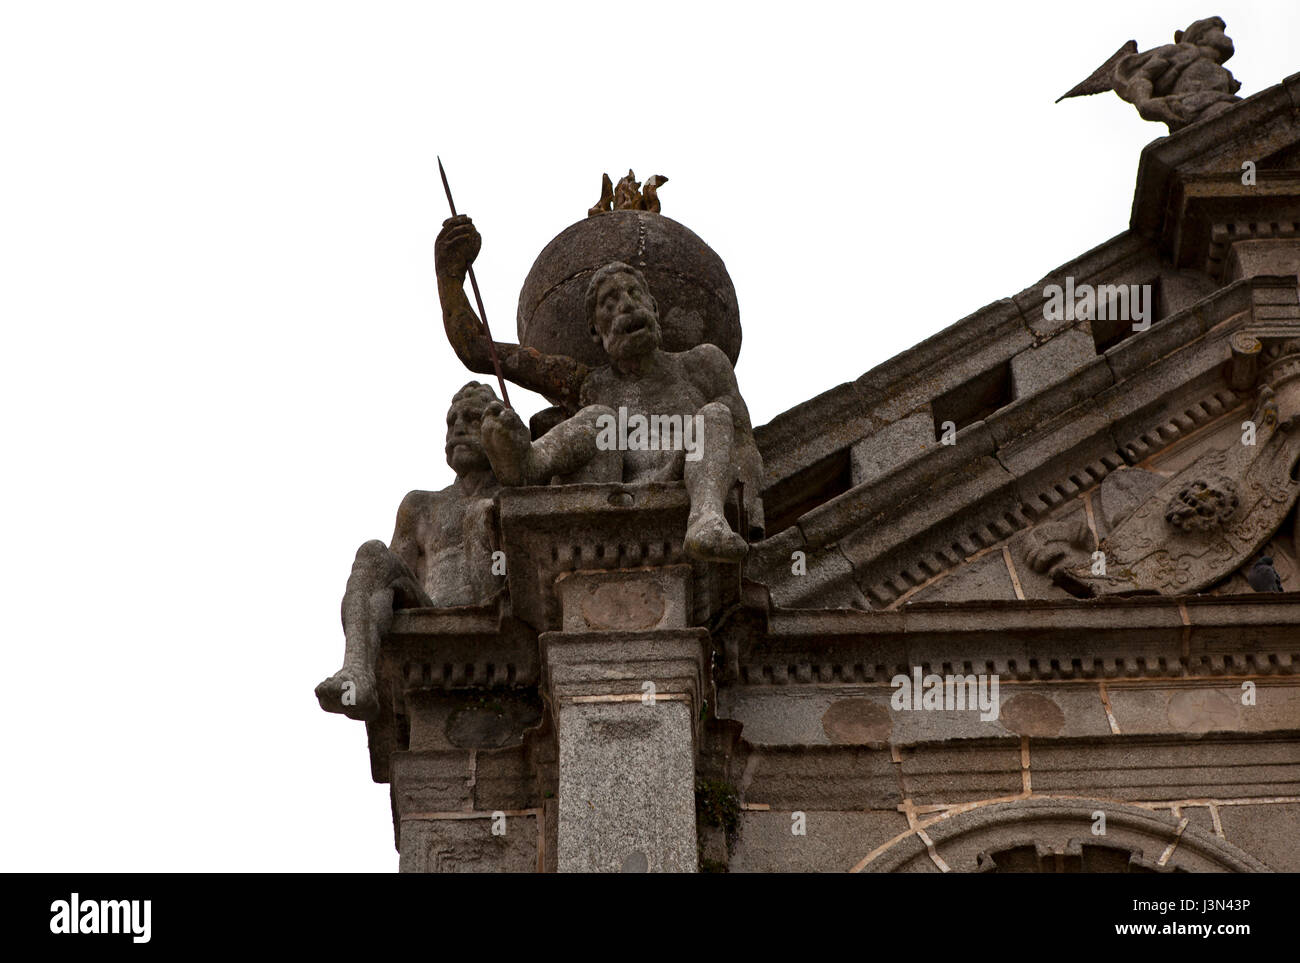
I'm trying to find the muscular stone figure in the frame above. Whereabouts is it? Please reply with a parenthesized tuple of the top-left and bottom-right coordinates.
(435, 215, 764, 562)
(315, 381, 501, 720)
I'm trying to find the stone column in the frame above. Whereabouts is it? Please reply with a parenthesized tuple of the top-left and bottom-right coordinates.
(544, 565, 707, 872)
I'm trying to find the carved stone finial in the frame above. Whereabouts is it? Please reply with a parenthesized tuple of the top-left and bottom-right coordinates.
(1057, 16, 1242, 132)
(588, 169, 669, 216)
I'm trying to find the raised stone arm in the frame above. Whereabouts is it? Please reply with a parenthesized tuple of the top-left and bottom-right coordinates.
(436, 215, 590, 411)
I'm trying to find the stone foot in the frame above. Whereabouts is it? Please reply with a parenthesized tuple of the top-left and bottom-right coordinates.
(684, 511, 748, 563)
(314, 666, 378, 721)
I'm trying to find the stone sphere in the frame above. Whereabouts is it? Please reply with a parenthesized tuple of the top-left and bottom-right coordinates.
(516, 211, 741, 370)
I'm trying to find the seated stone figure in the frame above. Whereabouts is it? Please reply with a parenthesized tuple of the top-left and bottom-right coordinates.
(436, 215, 764, 562)
(315, 381, 501, 721)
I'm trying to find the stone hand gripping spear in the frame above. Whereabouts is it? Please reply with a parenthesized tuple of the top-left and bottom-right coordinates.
(437, 156, 511, 410)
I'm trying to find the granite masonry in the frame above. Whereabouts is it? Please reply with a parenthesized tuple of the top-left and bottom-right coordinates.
(319, 29, 1300, 871)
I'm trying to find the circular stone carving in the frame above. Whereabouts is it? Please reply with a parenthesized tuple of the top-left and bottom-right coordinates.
(997, 693, 1065, 737)
(1167, 689, 1240, 734)
(517, 211, 741, 371)
(821, 699, 892, 745)
(1164, 477, 1239, 531)
(859, 798, 1270, 873)
(581, 580, 666, 631)
(1229, 330, 1262, 356)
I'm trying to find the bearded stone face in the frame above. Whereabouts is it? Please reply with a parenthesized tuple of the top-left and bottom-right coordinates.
(444, 395, 492, 474)
(590, 270, 662, 364)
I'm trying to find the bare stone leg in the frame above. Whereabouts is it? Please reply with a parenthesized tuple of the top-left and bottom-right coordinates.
(684, 401, 748, 562)
(544, 405, 622, 482)
(316, 539, 430, 721)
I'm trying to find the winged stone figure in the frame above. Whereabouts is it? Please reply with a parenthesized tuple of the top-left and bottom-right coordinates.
(1057, 16, 1242, 132)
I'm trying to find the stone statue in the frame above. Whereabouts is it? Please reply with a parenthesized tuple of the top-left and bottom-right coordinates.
(315, 381, 502, 720)
(589, 170, 668, 216)
(1057, 16, 1242, 132)
(435, 215, 764, 562)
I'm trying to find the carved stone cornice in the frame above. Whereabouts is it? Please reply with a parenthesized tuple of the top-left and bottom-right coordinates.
(1130, 71, 1300, 245)
(719, 593, 1300, 685)
(497, 483, 737, 631)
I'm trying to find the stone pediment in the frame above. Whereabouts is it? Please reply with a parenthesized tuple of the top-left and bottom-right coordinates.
(747, 75, 1300, 611)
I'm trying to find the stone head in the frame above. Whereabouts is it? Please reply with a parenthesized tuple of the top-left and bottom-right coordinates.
(1176, 16, 1233, 63)
(584, 261, 662, 364)
(445, 381, 497, 474)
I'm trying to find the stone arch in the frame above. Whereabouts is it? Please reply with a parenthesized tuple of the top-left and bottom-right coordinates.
(857, 798, 1270, 873)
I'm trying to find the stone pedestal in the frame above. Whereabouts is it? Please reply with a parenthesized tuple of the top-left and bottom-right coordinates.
(545, 565, 709, 872)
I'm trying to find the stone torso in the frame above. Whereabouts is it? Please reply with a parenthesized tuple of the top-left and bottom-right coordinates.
(582, 349, 710, 483)
(403, 487, 499, 606)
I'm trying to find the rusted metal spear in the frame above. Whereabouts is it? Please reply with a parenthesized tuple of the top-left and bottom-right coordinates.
(437, 156, 511, 409)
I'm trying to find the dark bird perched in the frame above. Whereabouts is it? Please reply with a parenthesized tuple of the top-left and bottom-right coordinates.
(1247, 556, 1284, 593)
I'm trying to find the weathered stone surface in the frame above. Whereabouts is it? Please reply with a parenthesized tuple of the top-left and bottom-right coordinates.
(996, 692, 1067, 737)
(729, 810, 910, 873)
(556, 565, 689, 633)
(544, 629, 708, 705)
(557, 700, 697, 872)
(1217, 802, 1300, 871)
(740, 747, 899, 810)
(909, 550, 1016, 603)
(820, 699, 892, 745)
(390, 751, 475, 814)
(517, 211, 740, 369)
(867, 798, 1266, 873)
(399, 814, 540, 873)
(1103, 682, 1300, 736)
(898, 742, 1023, 804)
(405, 691, 542, 752)
(849, 412, 935, 487)
(1011, 327, 1097, 400)
(1030, 736, 1300, 800)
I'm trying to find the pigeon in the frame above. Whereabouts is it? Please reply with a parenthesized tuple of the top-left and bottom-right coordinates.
(1247, 556, 1284, 593)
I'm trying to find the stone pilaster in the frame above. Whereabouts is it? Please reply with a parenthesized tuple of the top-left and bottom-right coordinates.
(544, 564, 709, 872)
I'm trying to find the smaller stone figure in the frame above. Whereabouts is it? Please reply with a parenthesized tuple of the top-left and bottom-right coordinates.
(315, 382, 502, 720)
(1057, 16, 1242, 132)
(588, 169, 669, 215)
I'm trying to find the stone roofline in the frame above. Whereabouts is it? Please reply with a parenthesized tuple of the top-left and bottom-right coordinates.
(755, 72, 1300, 500)
(746, 273, 1297, 608)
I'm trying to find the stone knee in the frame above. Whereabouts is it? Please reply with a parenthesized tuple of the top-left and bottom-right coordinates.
(698, 400, 731, 422)
(343, 540, 392, 607)
(352, 539, 391, 576)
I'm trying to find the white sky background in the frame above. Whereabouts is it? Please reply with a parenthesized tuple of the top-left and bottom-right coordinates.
(2, 1, 1296, 871)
